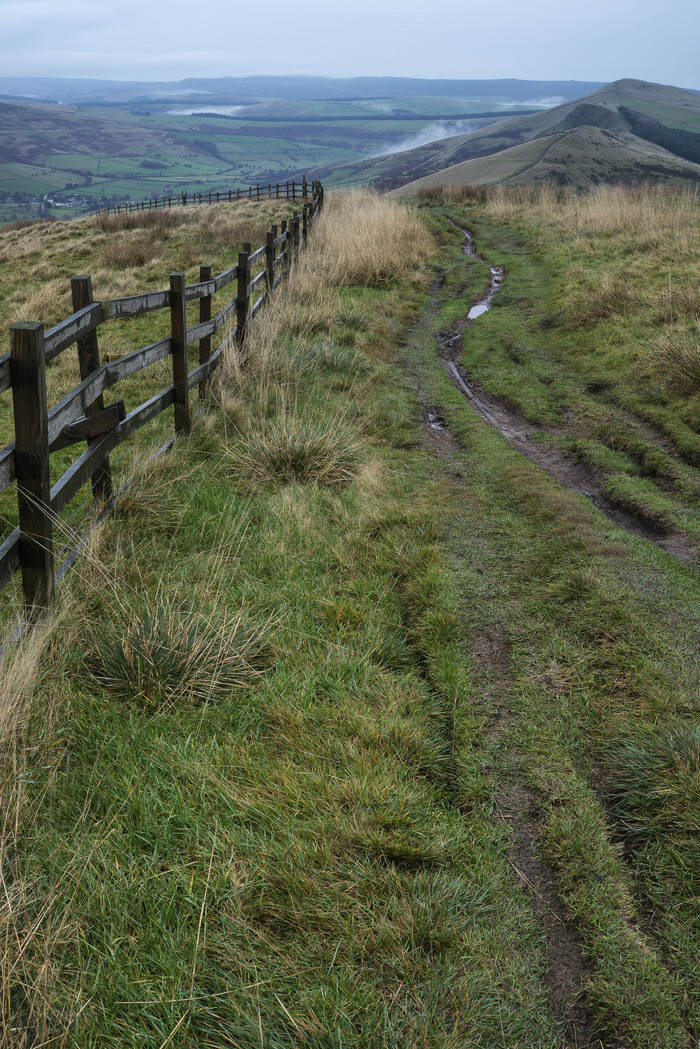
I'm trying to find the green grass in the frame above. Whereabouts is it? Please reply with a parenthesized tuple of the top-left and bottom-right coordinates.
(0, 198, 309, 566)
(2, 188, 700, 1048)
(404, 197, 700, 1044)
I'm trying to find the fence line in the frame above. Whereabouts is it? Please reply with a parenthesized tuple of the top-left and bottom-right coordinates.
(0, 180, 324, 628)
(103, 177, 318, 216)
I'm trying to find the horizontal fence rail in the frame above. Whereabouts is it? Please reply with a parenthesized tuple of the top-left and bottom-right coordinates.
(102, 178, 318, 216)
(0, 181, 324, 627)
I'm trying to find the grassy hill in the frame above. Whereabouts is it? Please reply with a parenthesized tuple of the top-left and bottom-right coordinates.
(392, 125, 700, 193)
(0, 95, 523, 222)
(1, 186, 700, 1046)
(310, 79, 700, 191)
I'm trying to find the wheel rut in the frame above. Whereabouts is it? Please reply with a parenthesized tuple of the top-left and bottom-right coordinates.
(470, 624, 613, 1049)
(437, 219, 697, 565)
(408, 234, 667, 1048)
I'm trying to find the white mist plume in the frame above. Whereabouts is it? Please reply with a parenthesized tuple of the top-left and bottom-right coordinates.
(369, 120, 476, 159)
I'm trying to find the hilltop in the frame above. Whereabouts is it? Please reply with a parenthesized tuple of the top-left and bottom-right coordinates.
(307, 79, 700, 191)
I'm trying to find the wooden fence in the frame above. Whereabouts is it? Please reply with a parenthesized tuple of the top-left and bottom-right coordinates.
(104, 177, 317, 216)
(0, 180, 324, 625)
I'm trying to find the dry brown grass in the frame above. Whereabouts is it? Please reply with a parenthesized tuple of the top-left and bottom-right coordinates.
(481, 183, 700, 244)
(313, 189, 430, 287)
(8, 278, 73, 327)
(218, 190, 429, 421)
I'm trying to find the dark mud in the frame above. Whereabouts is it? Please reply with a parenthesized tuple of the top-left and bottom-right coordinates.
(437, 223, 696, 565)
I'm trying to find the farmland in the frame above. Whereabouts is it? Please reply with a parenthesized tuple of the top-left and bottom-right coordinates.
(0, 78, 571, 223)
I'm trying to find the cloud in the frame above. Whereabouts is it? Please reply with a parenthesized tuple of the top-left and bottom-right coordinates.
(369, 120, 477, 159)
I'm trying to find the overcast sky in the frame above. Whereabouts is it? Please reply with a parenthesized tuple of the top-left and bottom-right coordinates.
(1, 0, 698, 92)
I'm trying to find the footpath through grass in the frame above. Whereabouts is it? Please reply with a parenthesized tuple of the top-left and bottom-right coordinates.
(1, 187, 699, 1048)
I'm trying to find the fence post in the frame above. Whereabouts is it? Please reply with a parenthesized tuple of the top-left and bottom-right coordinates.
(10, 322, 54, 619)
(280, 220, 288, 277)
(169, 272, 190, 434)
(292, 211, 300, 261)
(198, 264, 213, 400)
(275, 183, 280, 199)
(236, 248, 250, 346)
(302, 176, 308, 199)
(71, 275, 113, 501)
(265, 231, 275, 298)
(302, 204, 309, 249)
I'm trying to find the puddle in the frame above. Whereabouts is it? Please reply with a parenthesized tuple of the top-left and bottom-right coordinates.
(463, 230, 505, 319)
(439, 224, 504, 359)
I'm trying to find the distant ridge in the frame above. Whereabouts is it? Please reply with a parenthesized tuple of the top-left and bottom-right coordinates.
(304, 79, 700, 192)
(0, 75, 606, 106)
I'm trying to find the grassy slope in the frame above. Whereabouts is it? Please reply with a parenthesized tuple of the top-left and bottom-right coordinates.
(0, 95, 516, 221)
(311, 79, 700, 192)
(392, 126, 700, 193)
(1, 188, 699, 1047)
(0, 200, 304, 615)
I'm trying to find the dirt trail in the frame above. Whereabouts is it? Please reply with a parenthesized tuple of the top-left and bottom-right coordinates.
(469, 624, 610, 1049)
(437, 222, 696, 564)
(412, 228, 688, 1047)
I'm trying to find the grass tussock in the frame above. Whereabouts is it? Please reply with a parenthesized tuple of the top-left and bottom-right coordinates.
(228, 411, 364, 487)
(608, 724, 700, 840)
(86, 597, 271, 709)
(313, 189, 430, 287)
(652, 322, 700, 391)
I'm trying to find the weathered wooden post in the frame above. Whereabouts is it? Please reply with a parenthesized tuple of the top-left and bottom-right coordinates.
(302, 176, 308, 199)
(71, 275, 113, 500)
(302, 203, 309, 248)
(265, 231, 275, 298)
(280, 220, 289, 277)
(10, 322, 54, 618)
(292, 211, 300, 261)
(198, 264, 213, 400)
(169, 272, 190, 434)
(236, 247, 250, 346)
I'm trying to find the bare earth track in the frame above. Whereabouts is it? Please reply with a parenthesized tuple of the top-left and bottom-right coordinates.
(436, 221, 697, 564)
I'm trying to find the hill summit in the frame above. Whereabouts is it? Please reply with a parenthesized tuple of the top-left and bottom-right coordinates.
(306, 80, 700, 192)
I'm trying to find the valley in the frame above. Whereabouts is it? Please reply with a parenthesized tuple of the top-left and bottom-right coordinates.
(0, 75, 605, 223)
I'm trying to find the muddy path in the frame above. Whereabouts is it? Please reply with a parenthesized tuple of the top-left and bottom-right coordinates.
(436, 221, 697, 564)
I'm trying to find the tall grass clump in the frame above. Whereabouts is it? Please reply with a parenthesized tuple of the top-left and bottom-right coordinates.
(86, 597, 270, 709)
(218, 191, 431, 481)
(607, 724, 700, 841)
(228, 410, 364, 487)
(653, 323, 700, 391)
(313, 189, 430, 287)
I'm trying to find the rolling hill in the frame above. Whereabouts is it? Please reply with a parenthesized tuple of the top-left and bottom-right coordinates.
(306, 80, 700, 192)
